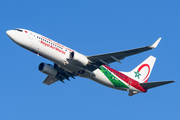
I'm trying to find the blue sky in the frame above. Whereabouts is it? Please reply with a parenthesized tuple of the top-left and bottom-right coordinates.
(0, 0, 179, 120)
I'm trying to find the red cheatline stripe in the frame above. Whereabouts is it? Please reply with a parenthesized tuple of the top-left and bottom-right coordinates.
(103, 65, 147, 92)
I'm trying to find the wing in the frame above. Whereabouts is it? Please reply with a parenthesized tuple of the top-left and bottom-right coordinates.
(43, 64, 75, 85)
(87, 38, 161, 71)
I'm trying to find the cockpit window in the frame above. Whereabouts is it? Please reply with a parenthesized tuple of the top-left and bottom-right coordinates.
(14, 29, 23, 32)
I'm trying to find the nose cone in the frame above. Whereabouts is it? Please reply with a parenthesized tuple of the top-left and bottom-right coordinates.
(6, 30, 14, 39)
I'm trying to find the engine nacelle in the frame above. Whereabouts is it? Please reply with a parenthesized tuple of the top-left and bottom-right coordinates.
(69, 52, 89, 66)
(38, 63, 58, 76)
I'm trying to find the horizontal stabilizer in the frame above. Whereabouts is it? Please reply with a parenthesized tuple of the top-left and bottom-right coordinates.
(140, 80, 175, 89)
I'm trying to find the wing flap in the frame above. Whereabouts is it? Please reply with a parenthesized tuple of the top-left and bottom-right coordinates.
(139, 80, 175, 89)
(43, 76, 59, 85)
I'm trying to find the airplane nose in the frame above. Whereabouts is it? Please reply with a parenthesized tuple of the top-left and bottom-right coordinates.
(6, 30, 15, 40)
(6, 30, 13, 37)
(6, 30, 10, 36)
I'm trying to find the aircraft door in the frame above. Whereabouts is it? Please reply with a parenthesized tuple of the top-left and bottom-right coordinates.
(128, 78, 132, 88)
(26, 31, 34, 49)
(64, 49, 71, 64)
(28, 32, 34, 40)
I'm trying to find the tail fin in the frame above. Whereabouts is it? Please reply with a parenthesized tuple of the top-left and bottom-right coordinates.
(121, 56, 156, 83)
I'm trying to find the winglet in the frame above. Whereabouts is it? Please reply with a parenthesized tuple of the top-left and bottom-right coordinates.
(150, 37, 161, 49)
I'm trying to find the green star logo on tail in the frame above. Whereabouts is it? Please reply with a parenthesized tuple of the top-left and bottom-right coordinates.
(134, 70, 141, 79)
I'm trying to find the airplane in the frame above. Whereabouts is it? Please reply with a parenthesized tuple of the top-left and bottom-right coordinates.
(6, 28, 174, 96)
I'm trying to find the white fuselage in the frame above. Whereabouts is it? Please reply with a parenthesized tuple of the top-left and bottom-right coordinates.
(6, 29, 143, 93)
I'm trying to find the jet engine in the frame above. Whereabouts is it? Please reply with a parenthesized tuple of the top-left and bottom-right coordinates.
(38, 63, 58, 76)
(69, 52, 89, 66)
